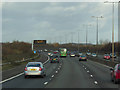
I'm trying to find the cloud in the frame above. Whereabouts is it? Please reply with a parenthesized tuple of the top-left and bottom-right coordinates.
(2, 2, 118, 43)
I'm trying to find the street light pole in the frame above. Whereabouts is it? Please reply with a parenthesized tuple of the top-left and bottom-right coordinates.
(83, 24, 92, 45)
(112, 2, 114, 62)
(78, 31, 79, 52)
(92, 16, 104, 45)
(86, 26, 88, 45)
(104, 1, 119, 62)
(97, 18, 98, 45)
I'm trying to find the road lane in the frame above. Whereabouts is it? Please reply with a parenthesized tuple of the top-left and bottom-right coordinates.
(45, 57, 99, 88)
(2, 59, 62, 88)
(76, 58, 119, 88)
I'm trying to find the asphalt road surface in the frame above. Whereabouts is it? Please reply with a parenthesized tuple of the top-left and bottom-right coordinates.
(2, 56, 120, 88)
(97, 54, 119, 62)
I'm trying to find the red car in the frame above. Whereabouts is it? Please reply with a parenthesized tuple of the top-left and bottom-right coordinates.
(110, 64, 120, 84)
(104, 54, 110, 59)
(53, 51, 58, 54)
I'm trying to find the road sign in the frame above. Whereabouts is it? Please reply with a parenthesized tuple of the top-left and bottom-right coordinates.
(33, 40, 46, 44)
(33, 51, 36, 54)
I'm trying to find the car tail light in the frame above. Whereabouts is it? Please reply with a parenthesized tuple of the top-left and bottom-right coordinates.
(25, 67, 27, 71)
(39, 67, 42, 71)
(50, 59, 52, 60)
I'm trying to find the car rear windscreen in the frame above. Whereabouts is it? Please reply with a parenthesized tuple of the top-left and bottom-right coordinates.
(51, 55, 58, 58)
(27, 64, 41, 67)
(81, 56, 86, 57)
(118, 65, 120, 70)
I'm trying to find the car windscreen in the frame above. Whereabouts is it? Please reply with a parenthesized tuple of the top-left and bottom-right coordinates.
(27, 64, 41, 67)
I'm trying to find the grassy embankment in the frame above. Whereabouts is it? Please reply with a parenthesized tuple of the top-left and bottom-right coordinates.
(2, 41, 39, 71)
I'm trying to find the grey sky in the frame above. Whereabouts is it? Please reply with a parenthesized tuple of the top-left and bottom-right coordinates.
(2, 2, 118, 44)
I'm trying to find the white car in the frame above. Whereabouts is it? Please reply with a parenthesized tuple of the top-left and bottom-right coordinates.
(24, 62, 46, 78)
(70, 53, 75, 57)
(92, 53, 97, 57)
(86, 52, 91, 56)
(48, 52, 51, 56)
(44, 49, 48, 52)
(79, 53, 83, 56)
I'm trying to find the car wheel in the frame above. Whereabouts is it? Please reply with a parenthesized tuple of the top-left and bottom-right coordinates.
(24, 75, 28, 78)
(111, 76, 114, 82)
(44, 73, 46, 77)
(113, 77, 118, 84)
(41, 75, 44, 78)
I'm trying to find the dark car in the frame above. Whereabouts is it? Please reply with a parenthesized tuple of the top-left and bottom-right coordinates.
(110, 64, 120, 84)
(79, 55, 87, 61)
(50, 55, 60, 63)
(75, 53, 80, 57)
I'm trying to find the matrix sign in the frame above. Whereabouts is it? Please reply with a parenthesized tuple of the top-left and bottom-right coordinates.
(34, 40, 46, 44)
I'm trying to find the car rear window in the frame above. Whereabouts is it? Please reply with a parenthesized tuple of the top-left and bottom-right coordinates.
(105, 54, 109, 56)
(27, 64, 41, 67)
(118, 65, 120, 70)
(81, 56, 86, 57)
(51, 55, 58, 58)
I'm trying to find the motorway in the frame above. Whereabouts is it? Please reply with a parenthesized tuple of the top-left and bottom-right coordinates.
(1, 56, 120, 88)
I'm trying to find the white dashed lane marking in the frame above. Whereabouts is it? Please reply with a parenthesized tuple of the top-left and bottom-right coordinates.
(56, 71, 58, 73)
(87, 71, 89, 73)
(94, 81, 98, 85)
(90, 75, 93, 78)
(51, 75, 54, 77)
(44, 82, 48, 85)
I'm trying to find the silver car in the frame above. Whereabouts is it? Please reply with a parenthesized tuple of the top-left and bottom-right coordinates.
(24, 62, 46, 78)
(92, 53, 97, 57)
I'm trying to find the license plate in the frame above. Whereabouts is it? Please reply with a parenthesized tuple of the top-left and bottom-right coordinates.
(30, 69, 36, 71)
(54, 59, 56, 60)
(82, 58, 85, 59)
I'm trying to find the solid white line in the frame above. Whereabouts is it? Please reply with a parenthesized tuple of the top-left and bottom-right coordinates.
(0, 58, 49, 84)
(0, 72, 24, 84)
(43, 59, 49, 65)
(89, 60, 112, 68)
